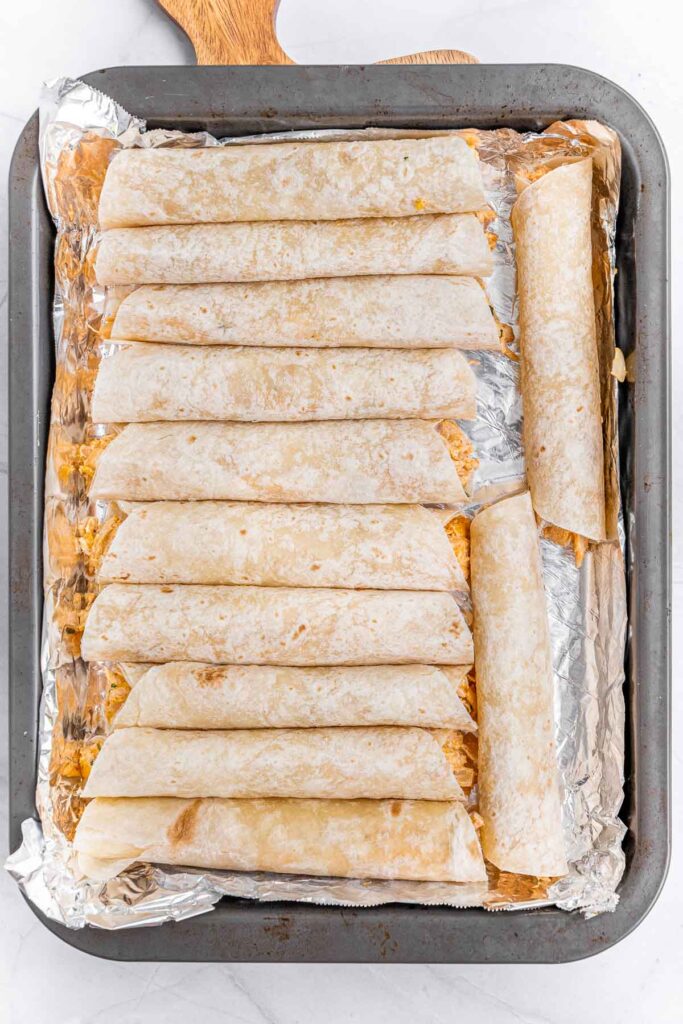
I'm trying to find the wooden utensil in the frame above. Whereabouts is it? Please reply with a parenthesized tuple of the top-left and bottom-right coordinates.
(158, 0, 477, 66)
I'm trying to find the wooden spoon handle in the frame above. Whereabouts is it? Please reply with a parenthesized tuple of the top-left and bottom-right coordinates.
(157, 0, 477, 65)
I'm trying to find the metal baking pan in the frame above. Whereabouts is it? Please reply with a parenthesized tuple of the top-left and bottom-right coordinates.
(7, 64, 670, 963)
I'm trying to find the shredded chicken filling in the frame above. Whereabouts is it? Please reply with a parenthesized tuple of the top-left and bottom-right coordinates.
(78, 434, 115, 485)
(438, 419, 478, 491)
(457, 668, 477, 721)
(444, 514, 471, 582)
(441, 731, 478, 792)
(78, 507, 126, 576)
(52, 588, 95, 658)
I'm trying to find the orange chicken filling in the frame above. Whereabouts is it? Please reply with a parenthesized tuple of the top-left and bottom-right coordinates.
(441, 731, 478, 792)
(438, 420, 478, 491)
(78, 508, 126, 576)
(542, 524, 590, 568)
(77, 434, 114, 485)
(444, 515, 471, 582)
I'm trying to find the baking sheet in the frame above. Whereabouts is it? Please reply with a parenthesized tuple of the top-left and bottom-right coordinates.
(5, 76, 627, 927)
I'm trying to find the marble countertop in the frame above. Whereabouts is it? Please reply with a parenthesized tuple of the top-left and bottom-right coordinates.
(0, 0, 680, 1020)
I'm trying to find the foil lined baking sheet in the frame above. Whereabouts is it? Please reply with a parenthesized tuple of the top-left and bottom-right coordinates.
(5, 76, 627, 928)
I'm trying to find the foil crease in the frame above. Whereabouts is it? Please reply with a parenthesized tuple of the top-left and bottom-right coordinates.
(5, 76, 627, 928)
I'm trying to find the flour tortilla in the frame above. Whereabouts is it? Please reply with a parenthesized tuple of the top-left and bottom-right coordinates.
(81, 584, 474, 666)
(114, 663, 475, 731)
(82, 726, 465, 801)
(97, 502, 468, 591)
(98, 136, 486, 228)
(95, 215, 493, 286)
(92, 343, 477, 423)
(512, 159, 606, 540)
(470, 491, 568, 876)
(118, 663, 151, 687)
(111, 276, 500, 350)
(89, 420, 468, 504)
(74, 797, 487, 883)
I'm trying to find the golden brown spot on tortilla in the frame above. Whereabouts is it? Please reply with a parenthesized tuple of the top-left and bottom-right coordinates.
(444, 515, 470, 582)
(293, 624, 307, 638)
(195, 667, 226, 688)
(390, 801, 402, 817)
(167, 799, 202, 846)
(239, 529, 247, 535)
(438, 420, 478, 489)
(160, 585, 173, 593)
(413, 197, 426, 211)
(187, 435, 197, 444)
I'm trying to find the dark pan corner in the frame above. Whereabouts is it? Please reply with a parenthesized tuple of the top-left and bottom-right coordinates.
(7, 63, 670, 964)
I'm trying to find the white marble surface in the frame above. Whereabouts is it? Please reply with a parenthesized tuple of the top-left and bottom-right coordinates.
(0, 0, 680, 1020)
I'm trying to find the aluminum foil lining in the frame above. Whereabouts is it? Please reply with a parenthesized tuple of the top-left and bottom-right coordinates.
(5, 76, 626, 929)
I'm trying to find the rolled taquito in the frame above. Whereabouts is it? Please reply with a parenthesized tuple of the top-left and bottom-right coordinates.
(95, 215, 493, 286)
(470, 491, 568, 876)
(119, 663, 151, 686)
(82, 726, 466, 800)
(81, 584, 474, 666)
(112, 277, 500, 350)
(114, 663, 476, 731)
(511, 158, 606, 541)
(94, 502, 468, 591)
(92, 344, 477, 423)
(75, 797, 487, 882)
(89, 420, 473, 504)
(98, 136, 486, 228)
